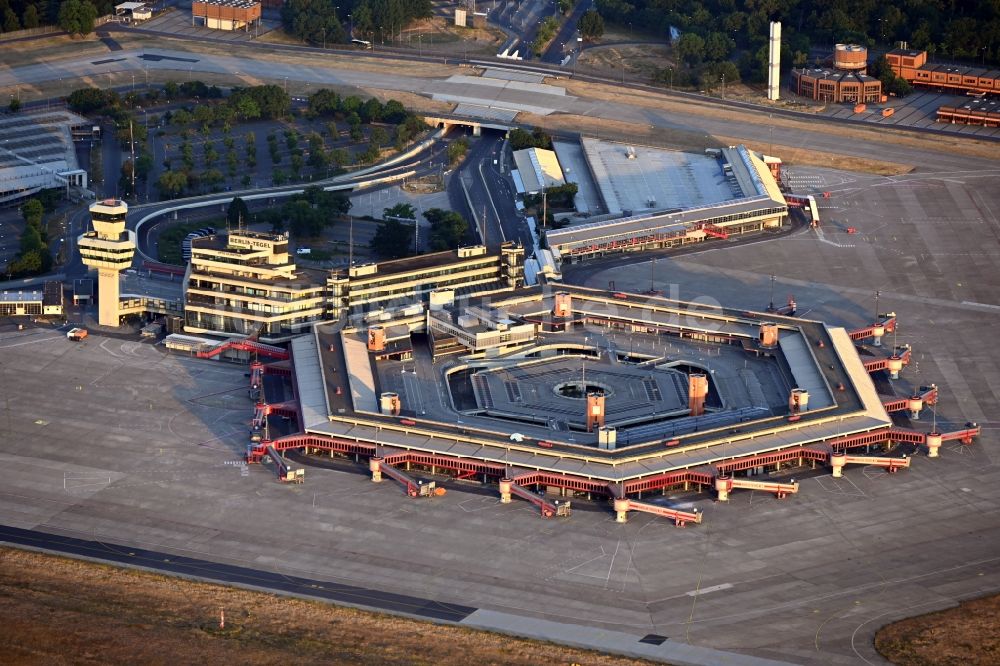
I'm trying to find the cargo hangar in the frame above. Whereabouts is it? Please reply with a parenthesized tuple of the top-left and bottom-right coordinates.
(233, 284, 980, 525)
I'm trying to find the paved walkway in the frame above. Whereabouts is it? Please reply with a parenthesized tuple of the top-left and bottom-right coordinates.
(463, 609, 797, 665)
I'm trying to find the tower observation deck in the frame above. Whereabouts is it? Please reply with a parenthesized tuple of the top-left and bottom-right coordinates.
(78, 199, 136, 327)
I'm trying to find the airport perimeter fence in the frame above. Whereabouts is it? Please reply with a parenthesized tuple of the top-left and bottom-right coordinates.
(0, 15, 113, 42)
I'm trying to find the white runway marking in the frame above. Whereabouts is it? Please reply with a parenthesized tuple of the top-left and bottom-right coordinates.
(685, 582, 732, 597)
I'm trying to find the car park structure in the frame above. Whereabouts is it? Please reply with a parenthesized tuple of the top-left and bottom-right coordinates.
(241, 285, 980, 524)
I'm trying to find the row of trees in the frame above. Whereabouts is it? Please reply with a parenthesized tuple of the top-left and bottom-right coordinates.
(370, 203, 469, 259)
(0, 0, 42, 32)
(281, 0, 432, 45)
(0, 0, 130, 35)
(6, 198, 53, 279)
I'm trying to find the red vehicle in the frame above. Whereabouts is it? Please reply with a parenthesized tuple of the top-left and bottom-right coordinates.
(400, 419, 416, 426)
(537, 440, 555, 448)
(787, 414, 801, 422)
(664, 439, 681, 447)
(611, 292, 629, 300)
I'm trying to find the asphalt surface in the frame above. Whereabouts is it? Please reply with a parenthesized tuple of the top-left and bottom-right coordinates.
(449, 130, 530, 251)
(0, 523, 477, 622)
(4, 28, 1000, 666)
(539, 0, 593, 64)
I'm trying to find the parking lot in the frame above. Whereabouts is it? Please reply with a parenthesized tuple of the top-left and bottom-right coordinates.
(820, 90, 1000, 139)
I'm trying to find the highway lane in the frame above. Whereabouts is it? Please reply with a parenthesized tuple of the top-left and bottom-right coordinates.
(455, 131, 509, 250)
(540, 0, 593, 64)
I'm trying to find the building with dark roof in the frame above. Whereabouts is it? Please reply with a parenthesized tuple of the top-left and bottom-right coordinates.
(936, 97, 1000, 127)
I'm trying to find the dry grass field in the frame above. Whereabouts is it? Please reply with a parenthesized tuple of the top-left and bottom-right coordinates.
(875, 594, 1000, 666)
(0, 547, 658, 666)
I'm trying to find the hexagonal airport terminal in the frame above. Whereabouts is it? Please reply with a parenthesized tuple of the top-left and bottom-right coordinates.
(267, 285, 902, 484)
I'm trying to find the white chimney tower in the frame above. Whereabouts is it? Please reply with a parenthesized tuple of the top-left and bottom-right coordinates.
(768, 21, 781, 101)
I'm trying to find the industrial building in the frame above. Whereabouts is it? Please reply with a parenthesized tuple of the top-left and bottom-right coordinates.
(114, 2, 152, 23)
(0, 282, 63, 317)
(543, 144, 787, 263)
(511, 147, 565, 194)
(790, 44, 883, 103)
(0, 110, 91, 204)
(887, 48, 1000, 95)
(191, 0, 261, 32)
(238, 285, 980, 524)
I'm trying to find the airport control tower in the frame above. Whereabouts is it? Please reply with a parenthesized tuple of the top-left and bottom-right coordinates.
(78, 199, 136, 327)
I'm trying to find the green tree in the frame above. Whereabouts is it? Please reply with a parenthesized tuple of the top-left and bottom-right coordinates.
(229, 85, 289, 120)
(382, 99, 406, 123)
(4, 7, 21, 31)
(447, 137, 469, 164)
(307, 132, 328, 169)
(370, 219, 414, 259)
(360, 97, 384, 123)
(704, 32, 735, 62)
(193, 104, 215, 126)
(67, 87, 109, 113)
(172, 108, 193, 126)
(157, 170, 188, 198)
(227, 196, 250, 227)
(579, 9, 604, 41)
(135, 151, 153, 179)
(8, 96, 21, 113)
(21, 199, 44, 226)
(370, 126, 389, 148)
(281, 0, 345, 46)
(675, 33, 705, 66)
(58, 0, 97, 36)
(22, 4, 40, 28)
(383, 202, 416, 221)
(308, 89, 341, 117)
(330, 147, 350, 167)
(201, 169, 224, 188)
(424, 208, 468, 251)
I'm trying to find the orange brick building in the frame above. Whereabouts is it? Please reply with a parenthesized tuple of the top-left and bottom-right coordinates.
(887, 48, 1000, 95)
(791, 68, 883, 103)
(791, 44, 883, 103)
(192, 0, 261, 31)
